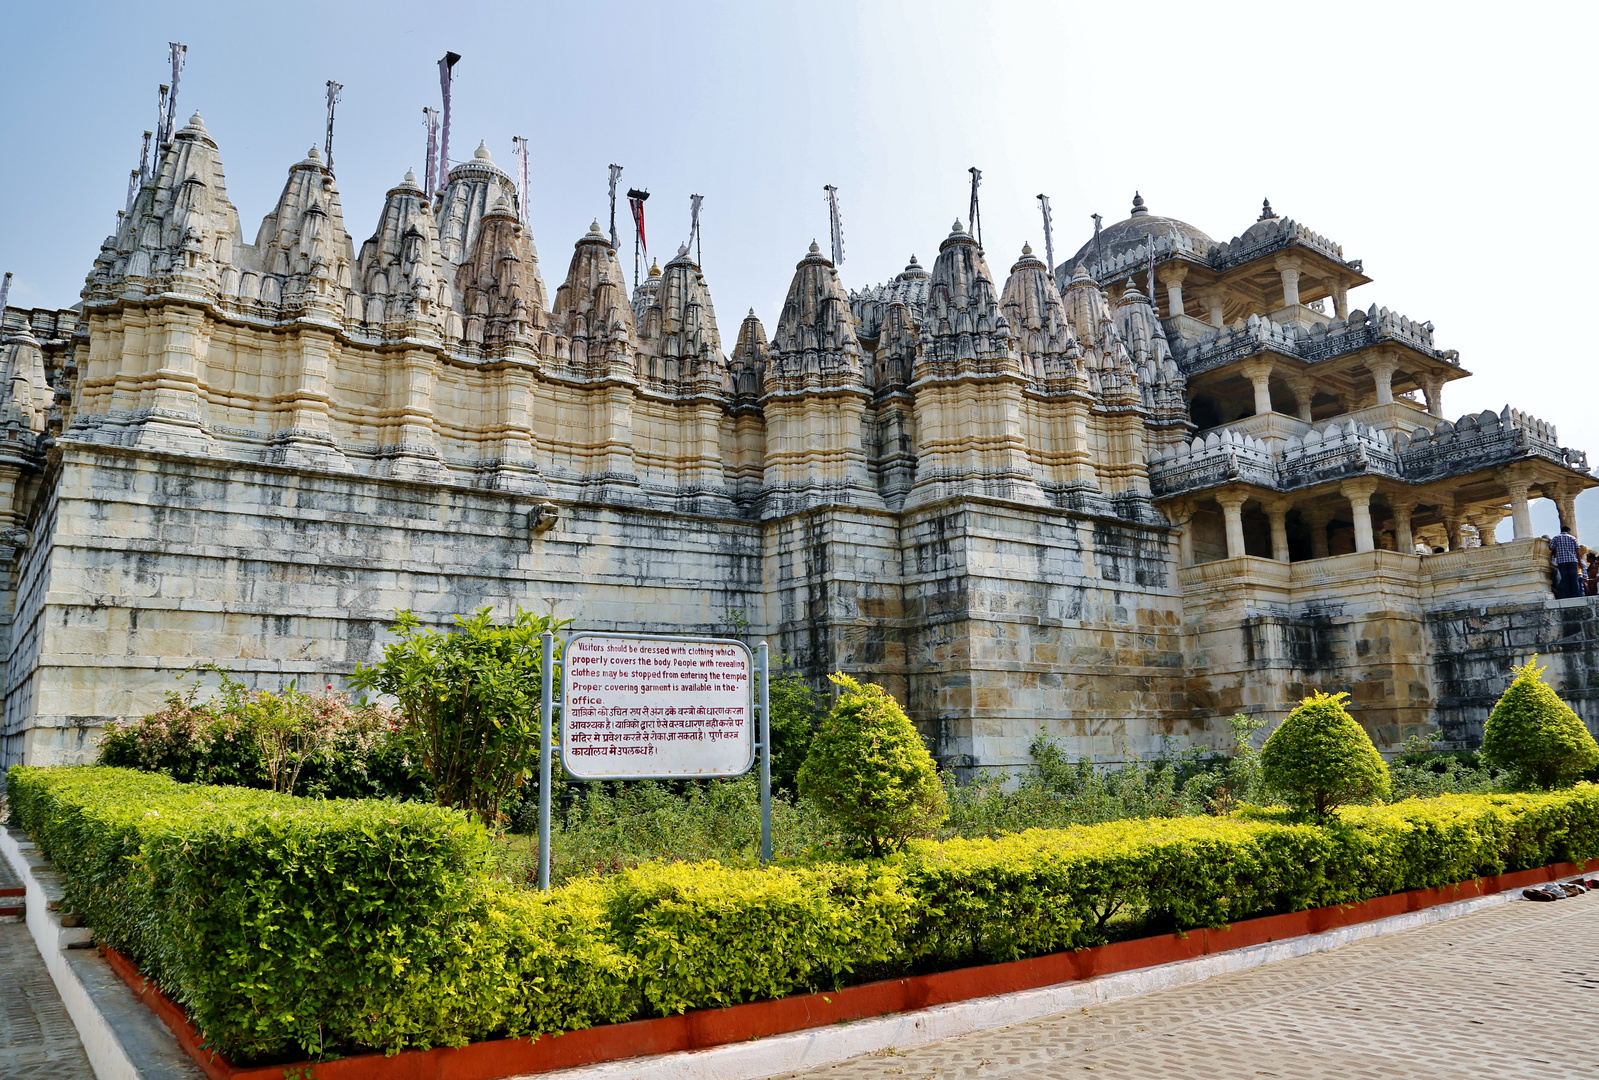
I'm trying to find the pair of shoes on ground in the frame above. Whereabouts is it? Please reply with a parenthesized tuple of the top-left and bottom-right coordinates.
(1523, 880, 1591, 901)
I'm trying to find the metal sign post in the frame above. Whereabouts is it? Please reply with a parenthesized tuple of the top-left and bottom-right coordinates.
(537, 631, 772, 889)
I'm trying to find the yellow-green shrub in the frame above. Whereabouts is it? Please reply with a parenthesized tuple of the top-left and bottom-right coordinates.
(1481, 658, 1599, 789)
(798, 674, 947, 856)
(1261, 691, 1390, 819)
(10, 767, 1599, 1066)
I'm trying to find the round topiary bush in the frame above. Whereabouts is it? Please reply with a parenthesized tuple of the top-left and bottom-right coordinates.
(798, 673, 948, 856)
(1260, 690, 1391, 820)
(1480, 657, 1599, 790)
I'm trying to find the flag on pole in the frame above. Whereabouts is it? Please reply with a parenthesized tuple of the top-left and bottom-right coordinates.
(324, 80, 343, 173)
(154, 85, 169, 165)
(437, 52, 461, 194)
(968, 167, 983, 248)
(1091, 212, 1104, 274)
(824, 185, 844, 266)
(607, 165, 623, 250)
(422, 108, 439, 199)
(1145, 233, 1156, 311)
(162, 43, 187, 151)
(627, 188, 650, 288)
(0, 273, 12, 317)
(1037, 194, 1055, 277)
(688, 194, 704, 265)
(512, 137, 530, 223)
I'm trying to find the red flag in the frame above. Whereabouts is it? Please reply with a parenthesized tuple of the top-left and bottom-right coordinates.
(629, 196, 648, 259)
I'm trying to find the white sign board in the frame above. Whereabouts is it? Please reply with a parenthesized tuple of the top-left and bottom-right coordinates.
(561, 633, 755, 779)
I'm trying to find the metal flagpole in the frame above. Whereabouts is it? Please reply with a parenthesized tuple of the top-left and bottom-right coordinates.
(437, 52, 461, 195)
(422, 108, 439, 200)
(627, 189, 650, 288)
(153, 85, 169, 167)
(163, 43, 186, 152)
(689, 194, 703, 266)
(1145, 233, 1157, 312)
(138, 130, 152, 187)
(513, 137, 530, 223)
(1091, 212, 1104, 275)
(757, 641, 772, 865)
(1037, 194, 1055, 279)
(0, 273, 11, 317)
(539, 630, 555, 891)
(324, 81, 342, 173)
(607, 165, 623, 251)
(824, 185, 844, 266)
(968, 167, 983, 249)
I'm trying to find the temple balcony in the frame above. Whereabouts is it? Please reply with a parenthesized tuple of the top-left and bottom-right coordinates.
(1177, 537, 1555, 611)
(1171, 305, 1462, 380)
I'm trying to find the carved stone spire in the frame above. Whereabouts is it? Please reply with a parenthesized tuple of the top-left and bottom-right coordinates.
(87, 111, 242, 307)
(1001, 241, 1080, 386)
(550, 221, 637, 379)
(728, 308, 767, 407)
(234, 145, 354, 324)
(635, 243, 724, 396)
(916, 219, 1017, 381)
(766, 241, 865, 394)
(456, 188, 546, 353)
(353, 169, 447, 338)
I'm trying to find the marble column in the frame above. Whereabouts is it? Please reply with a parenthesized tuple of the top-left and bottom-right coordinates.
(1555, 486, 1580, 541)
(1266, 499, 1291, 562)
(1304, 506, 1333, 559)
(1274, 254, 1303, 308)
(1342, 479, 1380, 554)
(1216, 491, 1249, 560)
(1390, 498, 1417, 554)
(1365, 352, 1399, 407)
(1199, 288, 1225, 328)
(1240, 358, 1274, 417)
(1160, 264, 1189, 319)
(1286, 375, 1315, 422)
(1421, 375, 1444, 418)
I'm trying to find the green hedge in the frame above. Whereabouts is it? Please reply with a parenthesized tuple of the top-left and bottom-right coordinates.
(9, 767, 1599, 1065)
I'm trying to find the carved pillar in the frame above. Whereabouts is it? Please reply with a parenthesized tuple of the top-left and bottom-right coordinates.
(1389, 497, 1417, 554)
(1441, 505, 1467, 551)
(1159, 264, 1189, 319)
(1332, 281, 1348, 319)
(1304, 505, 1333, 559)
(1169, 498, 1195, 567)
(1286, 375, 1315, 422)
(1274, 254, 1303, 308)
(1471, 508, 1505, 546)
(1364, 352, 1399, 407)
(1216, 490, 1249, 560)
(1265, 498, 1291, 562)
(1198, 287, 1225, 328)
(1342, 479, 1380, 553)
(1420, 374, 1444, 418)
(1555, 485, 1580, 540)
(1240, 358, 1274, 417)
(1499, 467, 1534, 539)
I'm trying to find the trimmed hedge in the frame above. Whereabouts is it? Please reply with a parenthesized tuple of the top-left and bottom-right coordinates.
(9, 766, 1599, 1065)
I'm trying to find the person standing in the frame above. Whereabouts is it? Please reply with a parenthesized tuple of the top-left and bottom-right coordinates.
(1587, 550, 1599, 598)
(1551, 526, 1582, 598)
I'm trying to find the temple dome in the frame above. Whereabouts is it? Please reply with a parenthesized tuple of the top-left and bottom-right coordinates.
(1058, 192, 1213, 278)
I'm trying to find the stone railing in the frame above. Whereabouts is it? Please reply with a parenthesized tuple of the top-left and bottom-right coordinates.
(1148, 428, 1278, 496)
(1280, 421, 1400, 488)
(1148, 408, 1591, 498)
(1175, 304, 1458, 377)
(1207, 217, 1346, 271)
(1396, 407, 1591, 481)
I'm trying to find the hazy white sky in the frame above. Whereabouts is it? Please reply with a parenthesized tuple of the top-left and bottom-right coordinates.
(2, 0, 1593, 533)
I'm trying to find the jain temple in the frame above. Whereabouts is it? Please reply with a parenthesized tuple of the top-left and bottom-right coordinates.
(1, 105, 1595, 771)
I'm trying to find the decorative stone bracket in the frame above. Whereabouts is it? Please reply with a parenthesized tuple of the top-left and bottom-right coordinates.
(529, 501, 560, 536)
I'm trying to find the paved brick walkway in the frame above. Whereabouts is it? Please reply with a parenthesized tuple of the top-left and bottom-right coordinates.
(779, 893, 1599, 1080)
(0, 807, 96, 1080)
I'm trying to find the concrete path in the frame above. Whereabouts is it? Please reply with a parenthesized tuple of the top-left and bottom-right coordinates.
(777, 892, 1599, 1080)
(0, 850, 95, 1080)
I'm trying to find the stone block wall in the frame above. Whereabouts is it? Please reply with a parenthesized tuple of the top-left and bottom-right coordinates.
(1428, 596, 1599, 747)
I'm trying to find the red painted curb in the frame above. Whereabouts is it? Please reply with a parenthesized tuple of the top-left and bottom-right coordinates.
(104, 858, 1599, 1080)
(0, 886, 25, 897)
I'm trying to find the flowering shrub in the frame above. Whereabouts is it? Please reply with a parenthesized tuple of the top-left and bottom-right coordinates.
(99, 666, 423, 800)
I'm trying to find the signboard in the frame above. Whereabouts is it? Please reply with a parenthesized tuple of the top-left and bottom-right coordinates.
(560, 632, 755, 780)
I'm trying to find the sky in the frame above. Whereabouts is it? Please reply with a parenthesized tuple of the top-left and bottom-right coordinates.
(1, 0, 1594, 535)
